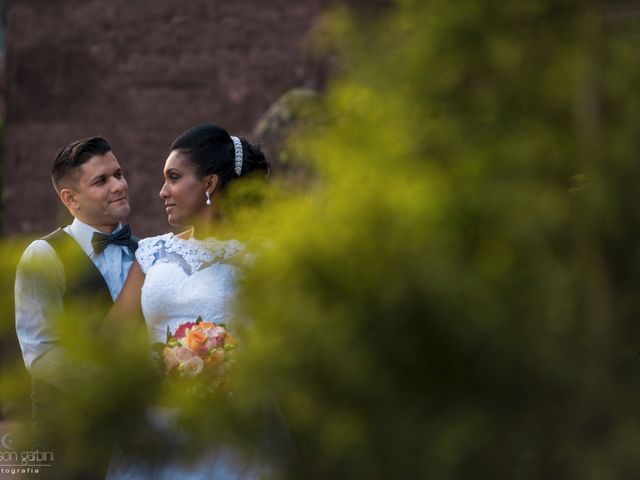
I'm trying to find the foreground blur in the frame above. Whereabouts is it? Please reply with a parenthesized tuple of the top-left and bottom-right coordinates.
(3, 1, 640, 479)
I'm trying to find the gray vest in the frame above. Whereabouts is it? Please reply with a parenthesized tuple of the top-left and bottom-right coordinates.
(29, 227, 138, 479)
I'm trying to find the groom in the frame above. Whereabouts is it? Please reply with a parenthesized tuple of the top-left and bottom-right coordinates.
(15, 136, 137, 434)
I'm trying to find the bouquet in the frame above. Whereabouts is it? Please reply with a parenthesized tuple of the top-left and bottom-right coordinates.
(154, 317, 239, 391)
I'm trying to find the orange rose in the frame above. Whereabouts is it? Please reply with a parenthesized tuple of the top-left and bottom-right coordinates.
(188, 329, 208, 351)
(198, 321, 217, 329)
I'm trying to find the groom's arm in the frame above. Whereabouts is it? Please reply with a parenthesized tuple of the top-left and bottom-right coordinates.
(15, 240, 64, 370)
(15, 240, 94, 393)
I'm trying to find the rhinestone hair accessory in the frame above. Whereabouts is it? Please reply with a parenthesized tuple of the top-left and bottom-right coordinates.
(231, 136, 243, 176)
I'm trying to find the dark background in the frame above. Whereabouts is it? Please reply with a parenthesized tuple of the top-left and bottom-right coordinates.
(1, 0, 329, 237)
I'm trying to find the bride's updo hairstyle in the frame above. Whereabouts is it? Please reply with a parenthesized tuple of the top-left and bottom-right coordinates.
(170, 124, 270, 189)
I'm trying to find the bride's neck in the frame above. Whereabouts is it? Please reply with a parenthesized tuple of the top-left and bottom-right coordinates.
(191, 225, 216, 240)
(177, 224, 215, 241)
(183, 204, 224, 240)
(187, 220, 219, 241)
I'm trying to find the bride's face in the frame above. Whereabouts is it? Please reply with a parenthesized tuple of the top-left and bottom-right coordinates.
(159, 150, 209, 226)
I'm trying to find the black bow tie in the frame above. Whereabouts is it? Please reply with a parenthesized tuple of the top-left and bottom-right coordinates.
(91, 225, 132, 255)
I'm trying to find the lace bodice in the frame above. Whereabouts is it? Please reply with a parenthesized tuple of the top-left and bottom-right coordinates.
(136, 233, 244, 343)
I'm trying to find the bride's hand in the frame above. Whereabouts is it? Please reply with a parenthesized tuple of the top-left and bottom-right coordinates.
(101, 260, 146, 338)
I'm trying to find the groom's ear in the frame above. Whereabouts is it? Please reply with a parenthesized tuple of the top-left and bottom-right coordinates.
(59, 188, 80, 210)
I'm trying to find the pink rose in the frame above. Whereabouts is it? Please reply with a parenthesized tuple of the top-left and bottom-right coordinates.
(174, 346, 195, 363)
(162, 347, 180, 373)
(174, 322, 196, 339)
(204, 326, 227, 349)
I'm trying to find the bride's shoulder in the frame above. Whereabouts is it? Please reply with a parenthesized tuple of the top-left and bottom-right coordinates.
(135, 233, 176, 273)
(200, 237, 257, 268)
(137, 232, 175, 250)
(201, 237, 245, 258)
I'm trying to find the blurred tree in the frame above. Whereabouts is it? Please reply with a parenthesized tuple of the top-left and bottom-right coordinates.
(0, 120, 3, 233)
(230, 0, 640, 479)
(252, 88, 321, 184)
(4, 1, 640, 479)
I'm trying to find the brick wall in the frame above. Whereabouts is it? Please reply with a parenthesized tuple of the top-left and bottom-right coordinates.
(2, 0, 328, 237)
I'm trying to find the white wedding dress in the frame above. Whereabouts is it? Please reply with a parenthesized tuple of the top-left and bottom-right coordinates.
(107, 233, 264, 480)
(137, 232, 244, 344)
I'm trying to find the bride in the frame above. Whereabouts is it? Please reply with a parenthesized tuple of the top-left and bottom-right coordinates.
(106, 124, 271, 479)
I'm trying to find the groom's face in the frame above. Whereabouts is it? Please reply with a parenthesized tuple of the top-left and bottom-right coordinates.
(70, 152, 131, 231)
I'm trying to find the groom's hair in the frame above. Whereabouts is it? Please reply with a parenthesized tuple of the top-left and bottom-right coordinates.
(51, 136, 112, 192)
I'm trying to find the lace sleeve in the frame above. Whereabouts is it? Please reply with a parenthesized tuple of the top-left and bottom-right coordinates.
(135, 234, 172, 274)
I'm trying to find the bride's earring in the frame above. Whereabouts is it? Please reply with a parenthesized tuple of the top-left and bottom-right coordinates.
(205, 191, 212, 206)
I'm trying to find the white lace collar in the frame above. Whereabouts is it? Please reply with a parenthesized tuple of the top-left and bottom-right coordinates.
(170, 233, 245, 260)
(137, 232, 246, 275)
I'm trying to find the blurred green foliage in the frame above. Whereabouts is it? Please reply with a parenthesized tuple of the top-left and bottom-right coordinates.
(0, 239, 31, 420)
(232, 0, 640, 478)
(0, 120, 3, 232)
(2, 0, 640, 478)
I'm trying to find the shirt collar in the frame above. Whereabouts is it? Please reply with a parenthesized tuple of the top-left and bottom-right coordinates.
(68, 218, 124, 256)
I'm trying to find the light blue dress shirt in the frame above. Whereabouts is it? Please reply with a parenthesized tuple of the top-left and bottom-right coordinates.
(15, 218, 135, 370)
